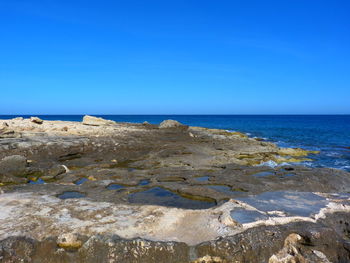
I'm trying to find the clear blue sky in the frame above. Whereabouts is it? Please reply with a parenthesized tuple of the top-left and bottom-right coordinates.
(0, 0, 349, 114)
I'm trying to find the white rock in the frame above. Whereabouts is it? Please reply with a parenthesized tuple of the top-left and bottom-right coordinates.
(82, 115, 116, 126)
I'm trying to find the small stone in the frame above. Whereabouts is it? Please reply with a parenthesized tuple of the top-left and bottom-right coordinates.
(30, 117, 43, 124)
(88, 176, 96, 181)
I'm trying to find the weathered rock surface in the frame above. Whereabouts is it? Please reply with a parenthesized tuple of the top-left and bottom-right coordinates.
(30, 116, 44, 124)
(0, 129, 21, 139)
(0, 122, 21, 139)
(0, 117, 349, 262)
(47, 164, 67, 178)
(159, 119, 188, 129)
(82, 115, 117, 126)
(267, 233, 332, 263)
(0, 192, 349, 262)
(0, 155, 27, 175)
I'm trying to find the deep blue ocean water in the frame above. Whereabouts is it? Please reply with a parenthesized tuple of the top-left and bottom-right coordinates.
(1, 115, 350, 171)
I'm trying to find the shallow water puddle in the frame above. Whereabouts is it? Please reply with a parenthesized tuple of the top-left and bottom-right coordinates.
(283, 173, 296, 177)
(107, 184, 125, 190)
(252, 171, 275, 177)
(128, 187, 216, 209)
(58, 191, 85, 199)
(139, 179, 150, 186)
(28, 178, 45, 184)
(195, 176, 210, 182)
(234, 191, 328, 218)
(230, 208, 268, 224)
(75, 178, 88, 185)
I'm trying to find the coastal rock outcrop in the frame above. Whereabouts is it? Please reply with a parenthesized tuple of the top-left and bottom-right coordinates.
(82, 115, 117, 126)
(278, 147, 319, 157)
(0, 117, 349, 262)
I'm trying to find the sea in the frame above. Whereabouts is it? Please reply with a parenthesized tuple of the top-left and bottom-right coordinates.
(1, 115, 350, 172)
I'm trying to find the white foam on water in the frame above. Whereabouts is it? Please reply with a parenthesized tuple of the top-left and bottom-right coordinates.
(335, 160, 349, 166)
(325, 151, 343, 157)
(257, 160, 278, 168)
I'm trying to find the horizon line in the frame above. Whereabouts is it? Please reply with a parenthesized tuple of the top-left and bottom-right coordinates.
(1, 114, 350, 116)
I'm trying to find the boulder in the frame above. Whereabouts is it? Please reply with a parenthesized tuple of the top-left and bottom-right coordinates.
(159, 119, 188, 129)
(0, 155, 28, 175)
(82, 115, 116, 126)
(30, 117, 43, 124)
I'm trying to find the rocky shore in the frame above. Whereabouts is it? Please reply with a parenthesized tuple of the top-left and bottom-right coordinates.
(0, 116, 350, 262)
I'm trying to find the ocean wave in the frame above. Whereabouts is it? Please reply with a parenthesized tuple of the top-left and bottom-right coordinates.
(258, 160, 319, 169)
(302, 162, 316, 167)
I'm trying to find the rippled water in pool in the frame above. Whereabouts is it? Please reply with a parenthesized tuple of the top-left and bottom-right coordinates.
(128, 187, 216, 209)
